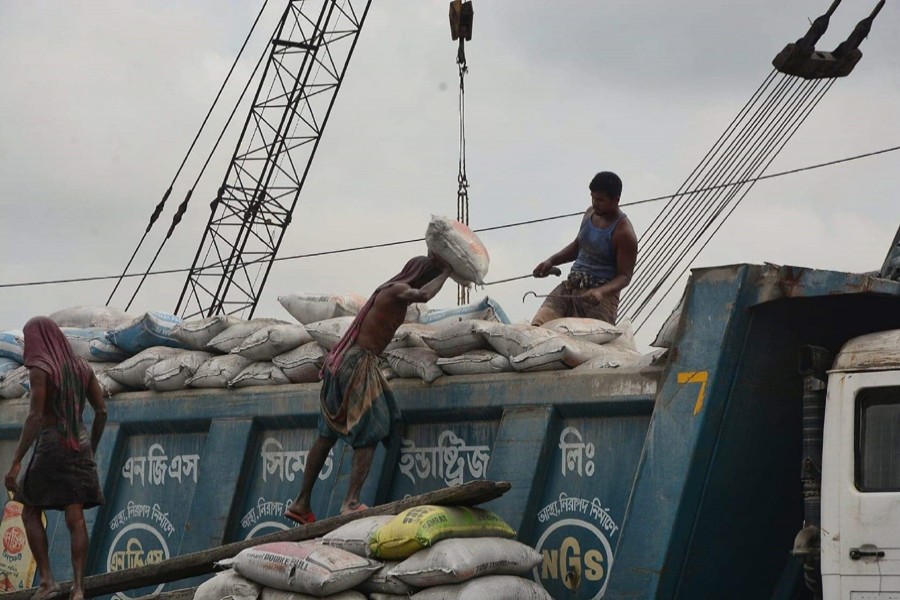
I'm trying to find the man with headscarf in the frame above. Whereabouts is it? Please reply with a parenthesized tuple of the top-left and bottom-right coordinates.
(284, 253, 452, 524)
(4, 317, 108, 600)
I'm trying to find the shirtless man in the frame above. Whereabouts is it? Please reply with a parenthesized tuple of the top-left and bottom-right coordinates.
(5, 317, 108, 600)
(284, 254, 452, 523)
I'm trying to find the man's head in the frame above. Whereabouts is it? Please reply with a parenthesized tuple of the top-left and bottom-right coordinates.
(589, 171, 622, 215)
(391, 255, 444, 289)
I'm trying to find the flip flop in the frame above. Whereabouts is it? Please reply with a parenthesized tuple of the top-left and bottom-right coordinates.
(283, 509, 316, 525)
(31, 584, 62, 600)
(341, 503, 369, 515)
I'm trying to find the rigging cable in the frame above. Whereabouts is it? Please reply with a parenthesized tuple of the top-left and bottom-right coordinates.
(456, 31, 471, 305)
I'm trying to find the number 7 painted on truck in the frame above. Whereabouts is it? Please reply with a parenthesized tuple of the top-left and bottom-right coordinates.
(677, 371, 709, 416)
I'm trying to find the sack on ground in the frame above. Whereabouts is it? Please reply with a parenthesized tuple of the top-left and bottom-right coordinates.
(437, 350, 512, 375)
(49, 305, 132, 329)
(188, 355, 253, 388)
(0, 330, 24, 363)
(171, 315, 242, 351)
(385, 324, 436, 352)
(305, 317, 355, 351)
(229, 362, 290, 388)
(358, 561, 417, 595)
(417, 297, 510, 328)
(420, 320, 491, 358)
(321, 515, 395, 558)
(193, 569, 261, 600)
(383, 348, 443, 384)
(233, 324, 313, 361)
(390, 538, 542, 587)
(106, 347, 184, 389)
(425, 215, 490, 285)
(207, 319, 289, 354)
(409, 575, 552, 600)
(272, 342, 327, 384)
(143, 351, 215, 392)
(108, 311, 187, 354)
(230, 541, 379, 596)
(478, 323, 560, 358)
(0, 366, 29, 399)
(278, 292, 367, 325)
(369, 506, 516, 560)
(539, 317, 622, 345)
(512, 337, 638, 372)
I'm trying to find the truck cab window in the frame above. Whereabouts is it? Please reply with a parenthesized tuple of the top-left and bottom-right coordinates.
(856, 386, 900, 492)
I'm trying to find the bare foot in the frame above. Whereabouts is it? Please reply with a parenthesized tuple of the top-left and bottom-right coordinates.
(340, 502, 369, 515)
(69, 587, 84, 600)
(32, 583, 61, 600)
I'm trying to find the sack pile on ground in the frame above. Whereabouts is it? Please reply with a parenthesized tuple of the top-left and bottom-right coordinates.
(196, 505, 551, 600)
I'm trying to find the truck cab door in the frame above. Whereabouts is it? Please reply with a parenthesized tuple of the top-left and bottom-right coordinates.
(822, 373, 900, 599)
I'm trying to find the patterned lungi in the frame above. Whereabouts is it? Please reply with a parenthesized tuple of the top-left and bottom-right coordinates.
(16, 427, 104, 511)
(318, 346, 401, 448)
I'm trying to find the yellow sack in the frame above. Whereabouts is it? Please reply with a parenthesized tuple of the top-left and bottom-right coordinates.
(369, 505, 516, 560)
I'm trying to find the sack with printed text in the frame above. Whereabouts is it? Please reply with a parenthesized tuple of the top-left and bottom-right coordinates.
(417, 297, 510, 329)
(108, 311, 187, 354)
(425, 215, 490, 285)
(321, 515, 395, 558)
(61, 327, 130, 363)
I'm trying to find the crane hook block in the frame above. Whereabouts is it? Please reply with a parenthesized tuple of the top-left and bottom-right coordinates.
(449, 0, 474, 42)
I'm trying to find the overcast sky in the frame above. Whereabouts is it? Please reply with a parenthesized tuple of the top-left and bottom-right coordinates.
(1, 0, 898, 349)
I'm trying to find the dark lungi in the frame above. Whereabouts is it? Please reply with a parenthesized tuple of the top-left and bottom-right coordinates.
(17, 427, 104, 511)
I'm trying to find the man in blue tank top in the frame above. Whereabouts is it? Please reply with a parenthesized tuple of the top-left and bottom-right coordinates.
(531, 171, 638, 325)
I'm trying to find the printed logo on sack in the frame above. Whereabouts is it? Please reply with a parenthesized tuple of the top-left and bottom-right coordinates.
(2, 526, 26, 556)
(532, 494, 620, 600)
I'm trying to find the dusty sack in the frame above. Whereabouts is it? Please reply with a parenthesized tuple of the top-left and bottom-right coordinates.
(320, 515, 395, 558)
(193, 569, 261, 600)
(305, 317, 355, 351)
(385, 323, 436, 351)
(511, 337, 640, 372)
(207, 319, 289, 354)
(358, 561, 417, 595)
(188, 355, 253, 388)
(230, 541, 380, 596)
(143, 351, 215, 392)
(229, 362, 291, 388)
(383, 347, 443, 384)
(478, 323, 560, 358)
(0, 357, 20, 378)
(232, 324, 313, 361)
(277, 292, 367, 325)
(262, 589, 365, 600)
(539, 317, 622, 345)
(390, 537, 542, 587)
(170, 315, 242, 351)
(437, 350, 512, 375)
(90, 362, 127, 396)
(106, 347, 184, 389)
(48, 305, 132, 329)
(409, 575, 553, 600)
(425, 215, 490, 285)
(420, 320, 491, 358)
(272, 342, 327, 384)
(61, 328, 129, 363)
(0, 366, 29, 399)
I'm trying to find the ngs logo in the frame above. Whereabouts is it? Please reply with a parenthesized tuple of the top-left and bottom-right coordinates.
(533, 519, 613, 600)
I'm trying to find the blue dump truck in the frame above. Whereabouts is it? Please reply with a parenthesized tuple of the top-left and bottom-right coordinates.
(3, 262, 900, 600)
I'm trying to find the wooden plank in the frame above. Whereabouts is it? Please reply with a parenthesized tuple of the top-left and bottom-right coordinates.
(7, 480, 510, 600)
(132, 589, 196, 600)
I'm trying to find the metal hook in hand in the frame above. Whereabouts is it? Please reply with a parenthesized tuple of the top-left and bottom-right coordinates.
(522, 290, 583, 303)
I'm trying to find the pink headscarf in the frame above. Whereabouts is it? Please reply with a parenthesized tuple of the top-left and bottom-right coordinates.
(23, 316, 93, 451)
(322, 256, 439, 376)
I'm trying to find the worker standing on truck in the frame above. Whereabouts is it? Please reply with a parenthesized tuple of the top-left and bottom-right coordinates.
(284, 254, 453, 524)
(531, 171, 638, 325)
(4, 317, 108, 600)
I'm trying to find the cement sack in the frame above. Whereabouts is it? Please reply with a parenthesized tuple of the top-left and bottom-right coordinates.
(420, 320, 491, 358)
(573, 350, 646, 370)
(383, 348, 443, 384)
(229, 362, 291, 388)
(511, 337, 636, 372)
(207, 319, 289, 354)
(608, 317, 638, 353)
(90, 362, 127, 396)
(418, 297, 510, 328)
(143, 351, 214, 392)
(193, 569, 261, 600)
(425, 215, 490, 285)
(171, 315, 241, 351)
(261, 589, 365, 600)
(233, 324, 313, 361)
(368, 595, 409, 600)
(108, 311, 187, 354)
(436, 350, 512, 376)
(0, 366, 29, 399)
(357, 561, 417, 595)
(390, 538, 542, 587)
(369, 506, 516, 561)
(277, 292, 367, 325)
(0, 357, 21, 378)
(540, 317, 622, 345)
(106, 347, 184, 389)
(230, 541, 379, 596)
(49, 305, 132, 329)
(272, 342, 327, 384)
(321, 515, 395, 558)
(188, 355, 253, 389)
(305, 317, 355, 351)
(385, 323, 436, 352)
(478, 323, 560, 359)
(410, 575, 552, 600)
(405, 303, 428, 324)
(651, 292, 685, 348)
(61, 328, 129, 363)
(0, 330, 24, 363)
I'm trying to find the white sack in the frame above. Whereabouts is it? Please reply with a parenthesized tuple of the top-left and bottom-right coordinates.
(233, 324, 313, 361)
(193, 569, 261, 600)
(384, 348, 443, 384)
(262, 589, 365, 600)
(171, 315, 242, 351)
(391, 538, 542, 587)
(272, 342, 326, 384)
(358, 561, 417, 595)
(511, 337, 638, 372)
(425, 215, 490, 285)
(410, 575, 552, 600)
(418, 297, 510, 329)
(607, 317, 638, 353)
(229, 362, 290, 388)
(437, 350, 512, 376)
(49, 305, 132, 329)
(0, 366, 29, 399)
(230, 541, 379, 596)
(106, 347, 184, 389)
(207, 319, 288, 353)
(305, 317, 355, 351)
(385, 324, 436, 352)
(478, 323, 560, 359)
(188, 355, 253, 389)
(540, 317, 622, 345)
(277, 292, 367, 325)
(0, 330, 24, 363)
(90, 362, 126, 396)
(321, 515, 395, 558)
(420, 320, 491, 358)
(143, 351, 215, 392)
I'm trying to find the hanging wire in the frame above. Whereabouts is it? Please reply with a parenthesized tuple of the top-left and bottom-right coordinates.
(456, 36, 471, 305)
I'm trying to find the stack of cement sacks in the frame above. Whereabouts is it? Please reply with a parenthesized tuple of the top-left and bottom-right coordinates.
(194, 505, 551, 600)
